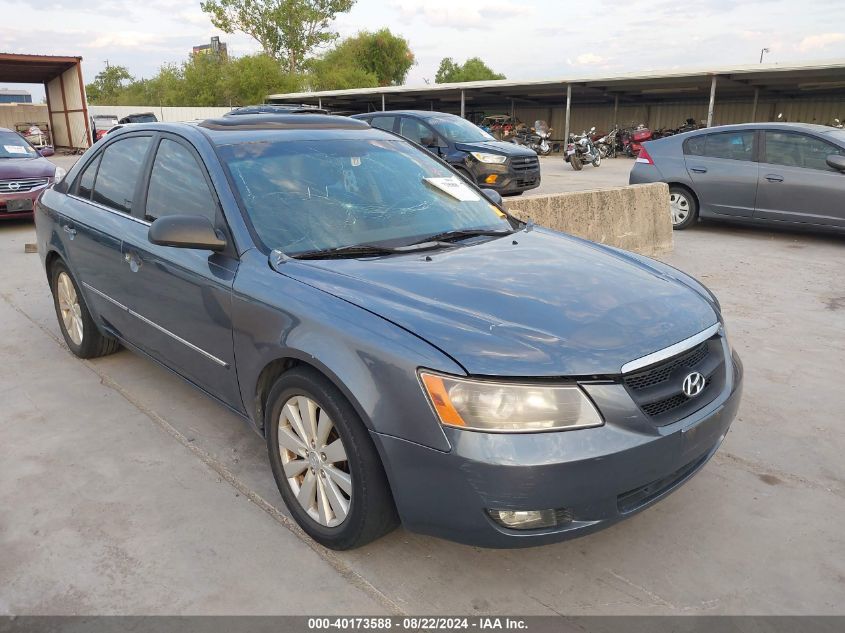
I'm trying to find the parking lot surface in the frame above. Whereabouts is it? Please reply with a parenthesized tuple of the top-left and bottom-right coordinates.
(1, 214, 844, 615)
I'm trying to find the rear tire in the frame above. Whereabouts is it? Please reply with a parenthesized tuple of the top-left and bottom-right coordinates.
(669, 186, 698, 230)
(50, 260, 120, 359)
(265, 367, 398, 550)
(570, 155, 583, 170)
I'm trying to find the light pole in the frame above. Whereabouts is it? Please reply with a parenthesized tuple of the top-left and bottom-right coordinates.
(759, 47, 770, 64)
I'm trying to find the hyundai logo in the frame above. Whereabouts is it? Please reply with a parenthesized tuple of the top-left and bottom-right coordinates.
(682, 372, 706, 398)
(8, 182, 20, 191)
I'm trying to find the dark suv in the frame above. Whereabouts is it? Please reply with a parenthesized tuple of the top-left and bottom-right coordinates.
(352, 110, 541, 195)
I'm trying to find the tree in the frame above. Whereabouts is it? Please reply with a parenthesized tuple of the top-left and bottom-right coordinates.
(324, 29, 414, 86)
(434, 57, 505, 83)
(221, 54, 304, 105)
(85, 64, 133, 104)
(200, 0, 355, 73)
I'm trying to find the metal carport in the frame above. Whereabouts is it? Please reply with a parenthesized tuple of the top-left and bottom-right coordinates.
(0, 53, 91, 151)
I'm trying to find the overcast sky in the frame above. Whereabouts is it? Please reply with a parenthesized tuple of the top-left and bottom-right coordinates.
(2, 0, 844, 101)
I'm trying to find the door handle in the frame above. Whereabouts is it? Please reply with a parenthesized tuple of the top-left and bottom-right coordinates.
(765, 174, 784, 182)
(690, 167, 707, 173)
(63, 225, 77, 238)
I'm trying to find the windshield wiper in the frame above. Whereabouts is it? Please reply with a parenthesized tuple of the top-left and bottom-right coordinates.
(410, 227, 514, 245)
(291, 242, 442, 260)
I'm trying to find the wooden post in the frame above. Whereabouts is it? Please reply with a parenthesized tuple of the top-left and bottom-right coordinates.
(706, 75, 717, 127)
(564, 84, 572, 144)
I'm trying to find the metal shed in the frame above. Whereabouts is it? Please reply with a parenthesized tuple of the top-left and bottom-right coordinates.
(267, 60, 845, 142)
(0, 53, 91, 151)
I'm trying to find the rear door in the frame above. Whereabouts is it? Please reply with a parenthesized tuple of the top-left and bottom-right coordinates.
(683, 130, 758, 218)
(62, 133, 154, 339)
(116, 134, 243, 409)
(754, 130, 845, 228)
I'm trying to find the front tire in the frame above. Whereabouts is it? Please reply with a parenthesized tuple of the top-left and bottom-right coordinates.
(592, 152, 602, 167)
(669, 186, 698, 229)
(50, 260, 119, 358)
(265, 367, 398, 550)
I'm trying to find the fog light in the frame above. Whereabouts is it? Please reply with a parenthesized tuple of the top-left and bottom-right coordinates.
(487, 508, 572, 530)
(484, 174, 498, 184)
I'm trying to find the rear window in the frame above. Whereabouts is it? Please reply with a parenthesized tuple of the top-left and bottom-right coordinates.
(684, 131, 754, 161)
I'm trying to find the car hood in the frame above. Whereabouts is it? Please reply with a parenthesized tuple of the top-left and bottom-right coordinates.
(279, 229, 718, 377)
(0, 156, 55, 179)
(455, 140, 537, 157)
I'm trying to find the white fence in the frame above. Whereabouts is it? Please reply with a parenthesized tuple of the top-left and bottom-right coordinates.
(88, 105, 234, 122)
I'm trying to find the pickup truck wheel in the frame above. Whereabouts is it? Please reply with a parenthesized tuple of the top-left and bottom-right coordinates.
(266, 367, 398, 550)
(50, 260, 119, 358)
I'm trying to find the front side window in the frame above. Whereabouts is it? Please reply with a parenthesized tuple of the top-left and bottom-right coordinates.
(400, 118, 437, 146)
(145, 139, 217, 222)
(91, 136, 152, 214)
(764, 131, 844, 170)
(369, 116, 396, 132)
(219, 139, 512, 256)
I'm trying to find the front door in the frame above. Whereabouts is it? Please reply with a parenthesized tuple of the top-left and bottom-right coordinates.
(683, 130, 758, 218)
(118, 135, 243, 410)
(755, 130, 845, 228)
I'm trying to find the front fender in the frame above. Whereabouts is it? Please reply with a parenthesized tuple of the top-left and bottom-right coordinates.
(232, 250, 462, 452)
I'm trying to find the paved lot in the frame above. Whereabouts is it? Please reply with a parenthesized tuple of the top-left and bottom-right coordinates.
(1, 212, 844, 615)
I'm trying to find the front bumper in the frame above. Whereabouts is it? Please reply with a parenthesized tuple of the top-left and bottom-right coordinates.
(466, 161, 541, 194)
(0, 188, 46, 219)
(374, 349, 743, 548)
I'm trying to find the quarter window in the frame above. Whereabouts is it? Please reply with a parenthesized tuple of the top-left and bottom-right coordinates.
(76, 154, 101, 200)
(763, 131, 844, 171)
(91, 136, 152, 214)
(685, 131, 754, 161)
(145, 139, 217, 222)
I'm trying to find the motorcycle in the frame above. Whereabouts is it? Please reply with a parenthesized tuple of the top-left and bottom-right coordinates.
(628, 125, 653, 157)
(565, 127, 602, 170)
(596, 126, 619, 158)
(511, 120, 553, 156)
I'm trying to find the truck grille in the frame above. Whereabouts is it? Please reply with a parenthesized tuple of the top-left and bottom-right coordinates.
(623, 336, 725, 425)
(0, 178, 49, 193)
(510, 156, 539, 171)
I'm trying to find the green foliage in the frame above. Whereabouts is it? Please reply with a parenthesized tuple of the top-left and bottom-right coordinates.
(322, 29, 414, 87)
(435, 57, 505, 83)
(200, 0, 355, 73)
(85, 65, 133, 104)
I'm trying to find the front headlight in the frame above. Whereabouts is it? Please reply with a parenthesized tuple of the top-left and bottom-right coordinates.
(470, 152, 508, 164)
(53, 167, 67, 182)
(419, 372, 604, 432)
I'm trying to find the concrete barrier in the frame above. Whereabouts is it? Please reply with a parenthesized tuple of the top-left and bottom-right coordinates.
(503, 182, 673, 256)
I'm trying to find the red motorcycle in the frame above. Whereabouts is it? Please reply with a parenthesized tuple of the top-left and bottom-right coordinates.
(628, 126, 653, 157)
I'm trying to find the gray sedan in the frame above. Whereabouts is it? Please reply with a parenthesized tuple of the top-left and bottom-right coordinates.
(630, 122, 845, 231)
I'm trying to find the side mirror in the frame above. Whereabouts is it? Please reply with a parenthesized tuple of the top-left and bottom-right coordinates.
(148, 215, 226, 251)
(480, 188, 503, 206)
(590, 126, 596, 133)
(826, 155, 845, 172)
(39, 147, 55, 157)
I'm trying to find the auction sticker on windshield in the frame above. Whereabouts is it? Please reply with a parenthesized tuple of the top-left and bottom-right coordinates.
(3, 145, 28, 154)
(424, 176, 481, 202)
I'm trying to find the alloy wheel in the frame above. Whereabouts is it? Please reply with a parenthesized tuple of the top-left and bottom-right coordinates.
(670, 192, 691, 226)
(278, 395, 352, 527)
(57, 271, 83, 346)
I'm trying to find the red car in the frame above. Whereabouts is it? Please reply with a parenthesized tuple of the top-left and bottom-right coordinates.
(0, 127, 62, 220)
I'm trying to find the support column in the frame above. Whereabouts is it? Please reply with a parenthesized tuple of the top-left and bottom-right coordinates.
(564, 84, 572, 144)
(751, 87, 759, 123)
(613, 94, 619, 128)
(510, 99, 514, 118)
(460, 89, 465, 119)
(318, 97, 322, 110)
(381, 94, 385, 111)
(706, 75, 717, 127)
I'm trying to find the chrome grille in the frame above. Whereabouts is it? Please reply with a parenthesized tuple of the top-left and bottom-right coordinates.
(0, 178, 49, 193)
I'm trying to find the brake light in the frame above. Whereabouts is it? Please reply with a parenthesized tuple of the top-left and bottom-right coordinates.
(636, 146, 654, 164)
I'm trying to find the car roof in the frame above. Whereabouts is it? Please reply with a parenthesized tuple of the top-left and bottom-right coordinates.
(351, 110, 460, 120)
(105, 114, 393, 146)
(681, 121, 837, 136)
(226, 104, 329, 115)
